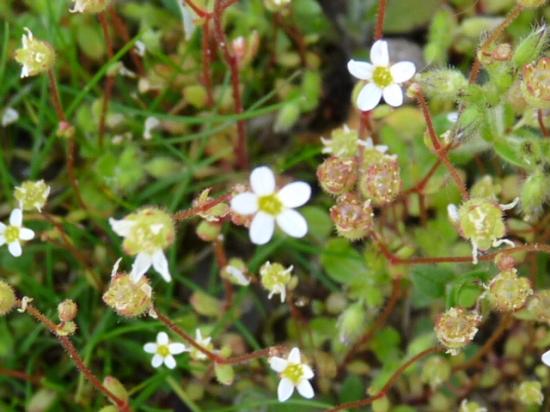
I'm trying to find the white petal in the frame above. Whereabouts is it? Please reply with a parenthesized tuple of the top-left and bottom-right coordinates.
(151, 354, 164, 368)
(277, 182, 311, 209)
(250, 166, 276, 196)
(356, 83, 383, 112)
(164, 355, 177, 369)
(370, 40, 389, 67)
(277, 378, 295, 402)
(276, 210, 308, 238)
(542, 350, 550, 366)
(297, 379, 314, 399)
(269, 357, 288, 372)
(109, 218, 134, 237)
(144, 343, 158, 353)
(152, 250, 171, 282)
(230, 192, 258, 215)
(249, 212, 275, 245)
(382, 84, 404, 107)
(0, 222, 5, 232)
(347, 60, 374, 80)
(9, 209, 22, 227)
(169, 343, 187, 355)
(302, 365, 314, 379)
(130, 252, 153, 283)
(157, 332, 169, 345)
(8, 241, 22, 257)
(19, 227, 34, 241)
(0, 235, 5, 247)
(390, 61, 416, 83)
(447, 204, 459, 223)
(288, 348, 301, 364)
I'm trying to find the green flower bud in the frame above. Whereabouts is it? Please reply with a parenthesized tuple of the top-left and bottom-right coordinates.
(14, 180, 50, 212)
(420, 356, 451, 389)
(274, 102, 300, 133)
(337, 302, 366, 344)
(521, 170, 550, 222)
(214, 363, 235, 386)
(103, 376, 129, 405)
(512, 26, 548, 68)
(517, 0, 546, 8)
(359, 156, 401, 205)
(103, 273, 153, 318)
(317, 157, 357, 195)
(487, 269, 533, 312)
(196, 220, 221, 242)
(372, 396, 390, 412)
(321, 125, 360, 158)
(457, 198, 506, 250)
(57, 299, 78, 322)
(190, 291, 223, 317)
(0, 281, 16, 316)
(435, 307, 482, 355)
(330, 193, 374, 241)
(14, 28, 55, 78)
(521, 58, 550, 109)
(516, 380, 544, 405)
(325, 292, 347, 315)
(416, 69, 468, 102)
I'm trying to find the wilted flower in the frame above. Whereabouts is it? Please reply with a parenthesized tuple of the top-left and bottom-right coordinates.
(435, 307, 482, 355)
(103, 268, 153, 318)
(14, 180, 50, 212)
(260, 261, 293, 303)
(0, 209, 35, 257)
(330, 193, 373, 241)
(14, 28, 55, 78)
(188, 329, 214, 361)
(487, 269, 532, 312)
(143, 332, 187, 369)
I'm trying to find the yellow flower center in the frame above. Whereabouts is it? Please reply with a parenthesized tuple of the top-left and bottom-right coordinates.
(372, 66, 393, 88)
(282, 363, 304, 384)
(157, 345, 170, 357)
(4, 226, 20, 243)
(258, 194, 283, 216)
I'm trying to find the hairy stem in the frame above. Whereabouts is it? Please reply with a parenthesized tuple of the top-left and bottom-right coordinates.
(374, 0, 388, 41)
(173, 193, 231, 221)
(47, 70, 66, 122)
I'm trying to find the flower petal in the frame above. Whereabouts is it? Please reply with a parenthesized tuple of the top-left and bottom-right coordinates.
(249, 212, 275, 245)
(0, 235, 5, 247)
(356, 83, 383, 112)
(164, 355, 177, 369)
(169, 343, 187, 355)
(0, 222, 6, 232)
(144, 343, 157, 353)
(157, 332, 169, 345)
(151, 354, 164, 368)
(230, 192, 258, 215)
(390, 61, 416, 83)
(276, 210, 308, 238)
(288, 347, 301, 364)
(130, 252, 153, 283)
(297, 379, 314, 399)
(8, 241, 22, 257)
(542, 349, 550, 366)
(278, 182, 311, 209)
(269, 357, 288, 372)
(152, 250, 172, 282)
(347, 60, 374, 80)
(277, 378, 295, 402)
(19, 227, 34, 241)
(382, 84, 404, 107)
(109, 218, 134, 237)
(302, 365, 315, 379)
(250, 166, 276, 196)
(370, 40, 389, 67)
(9, 208, 22, 227)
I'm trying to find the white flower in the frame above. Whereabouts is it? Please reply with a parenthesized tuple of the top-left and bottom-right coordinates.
(2, 108, 19, 127)
(347, 40, 416, 112)
(542, 350, 550, 367)
(143, 332, 187, 369)
(269, 347, 315, 402)
(189, 329, 214, 361)
(0, 209, 35, 257)
(230, 166, 311, 245)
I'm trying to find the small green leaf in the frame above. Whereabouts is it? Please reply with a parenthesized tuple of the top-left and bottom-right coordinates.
(411, 266, 455, 300)
(321, 238, 368, 284)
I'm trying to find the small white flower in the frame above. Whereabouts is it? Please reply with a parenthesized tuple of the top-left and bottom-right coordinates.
(269, 347, 315, 402)
(347, 39, 416, 111)
(225, 265, 250, 286)
(542, 349, 550, 366)
(0, 209, 35, 257)
(230, 166, 311, 245)
(189, 329, 214, 361)
(143, 331, 187, 369)
(143, 116, 160, 140)
(2, 108, 19, 127)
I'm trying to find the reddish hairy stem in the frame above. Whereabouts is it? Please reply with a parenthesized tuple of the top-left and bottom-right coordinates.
(47, 70, 66, 122)
(173, 193, 231, 221)
(374, 0, 388, 41)
(201, 19, 215, 108)
(212, 0, 249, 169)
(327, 347, 442, 412)
(538, 110, 549, 137)
(20, 302, 130, 411)
(98, 12, 115, 148)
(274, 13, 307, 66)
(0, 367, 42, 385)
(213, 238, 234, 311)
(156, 310, 284, 365)
(184, 0, 212, 18)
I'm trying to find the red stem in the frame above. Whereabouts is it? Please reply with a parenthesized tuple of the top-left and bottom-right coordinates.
(374, 0, 388, 40)
(538, 109, 549, 137)
(202, 19, 215, 108)
(109, 6, 145, 76)
(173, 193, 231, 221)
(47, 70, 66, 122)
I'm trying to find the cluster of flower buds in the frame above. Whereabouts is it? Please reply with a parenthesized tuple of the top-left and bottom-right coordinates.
(435, 307, 482, 355)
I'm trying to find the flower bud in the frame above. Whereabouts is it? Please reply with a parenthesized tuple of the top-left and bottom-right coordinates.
(435, 307, 482, 355)
(321, 125, 360, 158)
(358, 156, 401, 205)
(316, 157, 357, 195)
(516, 380, 544, 405)
(0, 281, 16, 316)
(259, 261, 293, 303)
(221, 258, 250, 286)
(330, 193, 374, 241)
(420, 356, 451, 389)
(103, 376, 129, 405)
(57, 299, 78, 322)
(190, 291, 223, 317)
(512, 25, 548, 67)
(14, 28, 55, 78)
(521, 58, 550, 109)
(69, 0, 110, 13)
(196, 220, 221, 242)
(458, 198, 506, 251)
(103, 273, 153, 318)
(214, 362, 235, 386)
(470, 175, 500, 200)
(494, 253, 516, 271)
(14, 180, 50, 212)
(337, 302, 366, 344)
(192, 189, 229, 223)
(517, 0, 546, 8)
(55, 320, 77, 336)
(520, 170, 550, 222)
(487, 269, 533, 312)
(416, 69, 468, 102)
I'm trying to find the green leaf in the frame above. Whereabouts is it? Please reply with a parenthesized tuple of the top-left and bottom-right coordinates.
(320, 238, 368, 284)
(411, 266, 455, 300)
(301, 206, 333, 242)
(339, 375, 365, 403)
